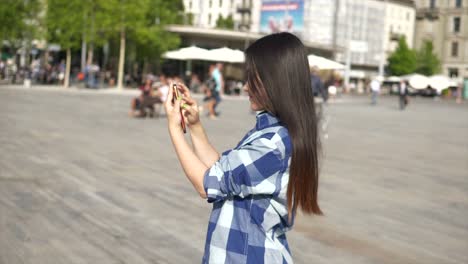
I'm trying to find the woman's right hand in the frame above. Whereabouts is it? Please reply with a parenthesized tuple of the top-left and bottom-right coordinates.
(176, 83, 201, 127)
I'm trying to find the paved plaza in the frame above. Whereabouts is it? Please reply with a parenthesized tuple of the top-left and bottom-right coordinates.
(0, 85, 467, 264)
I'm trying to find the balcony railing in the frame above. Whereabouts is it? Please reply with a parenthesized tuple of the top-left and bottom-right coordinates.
(416, 7, 440, 20)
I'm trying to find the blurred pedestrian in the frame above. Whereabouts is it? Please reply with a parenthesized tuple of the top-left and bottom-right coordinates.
(399, 80, 409, 110)
(85, 62, 100, 88)
(58, 60, 65, 84)
(189, 73, 201, 93)
(370, 78, 381, 105)
(155, 74, 170, 103)
(310, 66, 327, 102)
(211, 63, 223, 116)
(164, 32, 322, 263)
(325, 74, 337, 101)
(203, 65, 217, 119)
(0, 60, 5, 79)
(9, 61, 18, 84)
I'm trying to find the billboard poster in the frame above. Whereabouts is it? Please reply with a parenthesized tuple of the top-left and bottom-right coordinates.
(260, 0, 304, 34)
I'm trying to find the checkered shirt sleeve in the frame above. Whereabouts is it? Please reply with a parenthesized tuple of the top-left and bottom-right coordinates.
(203, 131, 288, 203)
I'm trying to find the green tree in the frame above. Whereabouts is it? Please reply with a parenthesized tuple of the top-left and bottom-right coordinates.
(99, 0, 145, 89)
(387, 36, 417, 76)
(46, 0, 84, 88)
(415, 40, 441, 76)
(216, 15, 234, 29)
(0, 0, 41, 63)
(82, 0, 105, 67)
(99, 0, 183, 89)
(133, 0, 183, 74)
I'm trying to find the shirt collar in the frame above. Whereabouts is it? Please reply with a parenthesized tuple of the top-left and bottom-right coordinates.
(255, 111, 280, 130)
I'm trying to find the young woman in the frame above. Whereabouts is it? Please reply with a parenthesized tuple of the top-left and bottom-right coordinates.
(165, 32, 322, 263)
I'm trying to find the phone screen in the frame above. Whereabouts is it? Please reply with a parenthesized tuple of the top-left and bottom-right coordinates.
(172, 84, 186, 133)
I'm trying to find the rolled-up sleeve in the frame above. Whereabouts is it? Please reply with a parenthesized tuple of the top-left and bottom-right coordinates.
(203, 136, 286, 203)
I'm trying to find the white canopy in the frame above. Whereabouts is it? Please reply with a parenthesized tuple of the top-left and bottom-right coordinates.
(428, 75, 451, 91)
(162, 46, 210, 61)
(401, 73, 430, 90)
(400, 74, 455, 90)
(308, 54, 345, 70)
(163, 46, 245, 63)
(206, 47, 245, 63)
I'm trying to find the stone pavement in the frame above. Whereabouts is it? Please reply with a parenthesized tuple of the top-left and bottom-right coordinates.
(0, 85, 467, 264)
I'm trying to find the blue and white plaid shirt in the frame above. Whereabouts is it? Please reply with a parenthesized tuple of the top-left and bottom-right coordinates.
(203, 111, 294, 264)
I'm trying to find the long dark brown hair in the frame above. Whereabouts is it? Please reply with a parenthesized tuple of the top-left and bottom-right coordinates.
(245, 32, 322, 216)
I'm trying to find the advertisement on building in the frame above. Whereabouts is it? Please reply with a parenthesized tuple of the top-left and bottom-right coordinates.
(260, 0, 304, 34)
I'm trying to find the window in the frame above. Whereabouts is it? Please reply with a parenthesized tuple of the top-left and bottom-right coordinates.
(189, 0, 192, 10)
(430, 0, 436, 8)
(448, 68, 459, 78)
(208, 14, 212, 24)
(220, 0, 223, 7)
(456, 0, 462, 8)
(453, 17, 461, 32)
(209, 0, 212, 8)
(451, 42, 458, 57)
(406, 12, 410, 21)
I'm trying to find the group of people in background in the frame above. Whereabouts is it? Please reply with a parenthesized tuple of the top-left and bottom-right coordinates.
(0, 58, 112, 88)
(3, 55, 450, 115)
(128, 74, 173, 118)
(370, 78, 409, 110)
(311, 68, 413, 110)
(0, 59, 35, 84)
(129, 62, 225, 120)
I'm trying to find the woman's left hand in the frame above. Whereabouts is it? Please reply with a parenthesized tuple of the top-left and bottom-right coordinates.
(176, 83, 200, 127)
(164, 82, 184, 132)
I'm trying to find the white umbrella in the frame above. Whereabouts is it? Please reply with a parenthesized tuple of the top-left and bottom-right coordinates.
(401, 73, 430, 89)
(162, 46, 210, 61)
(206, 47, 245, 63)
(428, 75, 451, 91)
(448, 79, 459, 87)
(308, 54, 345, 70)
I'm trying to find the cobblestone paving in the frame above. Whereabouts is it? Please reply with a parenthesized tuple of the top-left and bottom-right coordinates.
(1, 86, 467, 264)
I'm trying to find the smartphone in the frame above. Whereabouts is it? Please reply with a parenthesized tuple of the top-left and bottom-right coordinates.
(172, 84, 187, 133)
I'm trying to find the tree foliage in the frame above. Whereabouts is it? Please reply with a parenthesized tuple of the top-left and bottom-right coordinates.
(3, 0, 183, 77)
(92, 0, 182, 63)
(134, 0, 184, 61)
(0, 0, 41, 48)
(46, 0, 83, 50)
(387, 36, 417, 76)
(216, 15, 234, 29)
(415, 40, 441, 76)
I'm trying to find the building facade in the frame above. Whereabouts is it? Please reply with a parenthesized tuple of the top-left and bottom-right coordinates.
(250, 0, 335, 46)
(335, 0, 387, 68)
(414, 0, 468, 79)
(334, 0, 415, 75)
(183, 0, 252, 29)
(252, 0, 414, 75)
(183, 0, 416, 77)
(383, 1, 417, 58)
